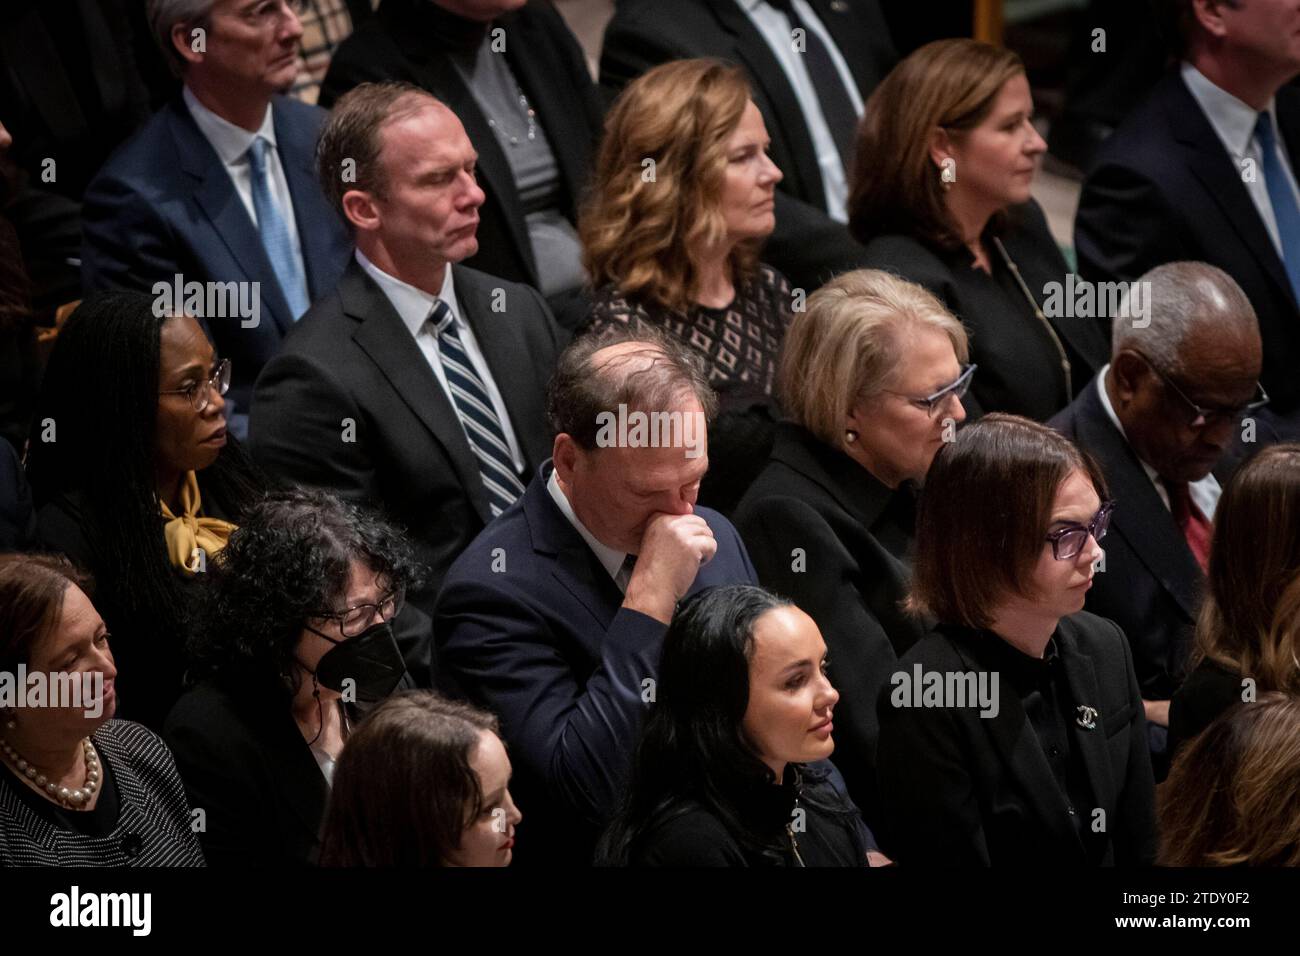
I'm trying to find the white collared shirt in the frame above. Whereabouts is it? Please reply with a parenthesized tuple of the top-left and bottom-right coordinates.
(546, 467, 632, 592)
(735, 0, 863, 222)
(1181, 62, 1300, 257)
(1096, 364, 1221, 518)
(182, 86, 308, 289)
(355, 250, 525, 472)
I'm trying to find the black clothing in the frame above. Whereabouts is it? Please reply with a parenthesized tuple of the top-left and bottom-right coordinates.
(1168, 658, 1243, 758)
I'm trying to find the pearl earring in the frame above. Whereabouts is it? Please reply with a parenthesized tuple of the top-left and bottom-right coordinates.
(845, 429, 858, 444)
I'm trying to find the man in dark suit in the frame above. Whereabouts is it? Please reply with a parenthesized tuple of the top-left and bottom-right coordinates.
(599, 0, 896, 293)
(320, 0, 601, 330)
(1050, 262, 1264, 775)
(435, 329, 759, 864)
(250, 83, 561, 624)
(81, 0, 352, 430)
(1075, 0, 1300, 434)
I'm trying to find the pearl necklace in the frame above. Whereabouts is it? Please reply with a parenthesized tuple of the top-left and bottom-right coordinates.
(0, 728, 100, 808)
(486, 89, 537, 147)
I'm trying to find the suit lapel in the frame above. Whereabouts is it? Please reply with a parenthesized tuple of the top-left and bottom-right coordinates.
(1056, 622, 1118, 816)
(708, 0, 826, 206)
(1170, 75, 1298, 309)
(805, 0, 886, 96)
(947, 630, 1081, 851)
(272, 98, 345, 300)
(341, 261, 494, 521)
(169, 99, 294, 336)
(454, 268, 549, 468)
(1075, 382, 1201, 618)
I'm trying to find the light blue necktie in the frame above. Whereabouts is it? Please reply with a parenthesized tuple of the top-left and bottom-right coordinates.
(247, 136, 310, 319)
(428, 299, 526, 517)
(1254, 112, 1300, 303)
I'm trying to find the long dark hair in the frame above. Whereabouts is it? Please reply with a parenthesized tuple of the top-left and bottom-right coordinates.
(24, 291, 264, 644)
(187, 488, 425, 700)
(319, 691, 501, 866)
(596, 584, 845, 866)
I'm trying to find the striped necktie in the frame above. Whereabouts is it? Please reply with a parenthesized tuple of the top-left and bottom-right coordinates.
(247, 136, 310, 319)
(428, 298, 525, 517)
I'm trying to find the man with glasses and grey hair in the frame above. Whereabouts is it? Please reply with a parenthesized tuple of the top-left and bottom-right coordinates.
(1050, 261, 1265, 778)
(81, 0, 351, 437)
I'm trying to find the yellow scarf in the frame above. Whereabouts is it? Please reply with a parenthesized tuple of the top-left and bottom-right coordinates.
(160, 471, 237, 574)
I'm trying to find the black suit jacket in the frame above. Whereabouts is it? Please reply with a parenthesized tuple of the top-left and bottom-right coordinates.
(1167, 658, 1242, 758)
(733, 422, 928, 831)
(876, 613, 1157, 866)
(163, 680, 329, 867)
(81, 95, 352, 411)
(863, 200, 1110, 421)
(320, 0, 601, 297)
(249, 259, 561, 622)
(0, 437, 34, 550)
(599, 0, 896, 292)
(1050, 374, 1238, 700)
(434, 467, 758, 865)
(1076, 70, 1300, 418)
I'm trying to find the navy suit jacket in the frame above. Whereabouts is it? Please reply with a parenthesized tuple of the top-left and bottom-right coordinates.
(1050, 375, 1238, 702)
(434, 465, 758, 865)
(81, 95, 352, 413)
(1076, 70, 1300, 421)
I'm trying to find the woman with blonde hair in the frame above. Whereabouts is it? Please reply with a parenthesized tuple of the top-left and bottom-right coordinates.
(579, 58, 790, 513)
(735, 268, 971, 830)
(1168, 443, 1300, 755)
(1160, 694, 1300, 867)
(850, 39, 1107, 421)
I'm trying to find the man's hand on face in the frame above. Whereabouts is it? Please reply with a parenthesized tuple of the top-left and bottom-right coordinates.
(622, 512, 717, 625)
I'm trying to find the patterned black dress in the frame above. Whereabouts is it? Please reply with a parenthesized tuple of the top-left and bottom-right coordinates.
(583, 264, 794, 515)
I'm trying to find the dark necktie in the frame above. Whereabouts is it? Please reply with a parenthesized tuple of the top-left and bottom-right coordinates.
(616, 553, 637, 593)
(1254, 112, 1300, 303)
(1163, 479, 1212, 573)
(765, 0, 859, 172)
(427, 299, 525, 517)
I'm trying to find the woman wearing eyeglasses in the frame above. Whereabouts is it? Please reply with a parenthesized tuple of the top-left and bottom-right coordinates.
(25, 291, 264, 731)
(164, 489, 423, 866)
(876, 414, 1157, 866)
(734, 269, 970, 834)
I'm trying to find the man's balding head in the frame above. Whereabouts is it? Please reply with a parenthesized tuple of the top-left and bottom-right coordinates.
(1108, 262, 1263, 483)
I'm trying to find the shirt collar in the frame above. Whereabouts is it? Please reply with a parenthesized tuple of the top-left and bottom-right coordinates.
(354, 250, 459, 339)
(183, 85, 276, 166)
(1180, 62, 1277, 158)
(1095, 364, 1163, 488)
(545, 466, 627, 583)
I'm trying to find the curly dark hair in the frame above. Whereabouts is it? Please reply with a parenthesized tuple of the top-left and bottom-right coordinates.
(186, 488, 426, 699)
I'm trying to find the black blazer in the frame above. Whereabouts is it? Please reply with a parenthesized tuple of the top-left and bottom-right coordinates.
(1076, 70, 1300, 419)
(320, 0, 601, 297)
(876, 612, 1158, 866)
(163, 680, 328, 867)
(0, 437, 34, 551)
(434, 466, 758, 865)
(81, 95, 352, 412)
(1167, 658, 1243, 758)
(733, 422, 928, 830)
(248, 258, 561, 619)
(599, 0, 896, 292)
(1050, 374, 1238, 700)
(863, 200, 1109, 421)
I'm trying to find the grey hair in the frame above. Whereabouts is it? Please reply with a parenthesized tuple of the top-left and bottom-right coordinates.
(148, 0, 218, 76)
(1110, 261, 1258, 376)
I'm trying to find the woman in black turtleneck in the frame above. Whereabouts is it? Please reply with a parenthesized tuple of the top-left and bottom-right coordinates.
(596, 586, 883, 868)
(320, 0, 602, 331)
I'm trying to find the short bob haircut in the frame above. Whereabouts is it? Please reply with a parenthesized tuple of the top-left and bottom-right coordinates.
(547, 324, 718, 451)
(1159, 694, 1300, 866)
(0, 554, 91, 673)
(579, 58, 760, 314)
(1192, 443, 1300, 695)
(910, 414, 1109, 629)
(848, 39, 1026, 250)
(779, 269, 968, 449)
(319, 691, 502, 867)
